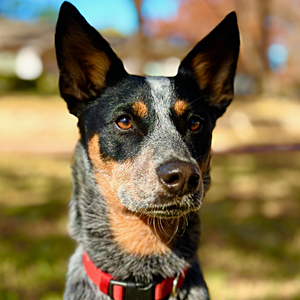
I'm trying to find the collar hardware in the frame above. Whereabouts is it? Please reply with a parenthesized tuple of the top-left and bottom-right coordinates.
(109, 279, 157, 300)
(172, 272, 180, 297)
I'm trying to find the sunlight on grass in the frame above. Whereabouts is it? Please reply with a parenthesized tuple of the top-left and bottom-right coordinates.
(200, 152, 300, 300)
(0, 154, 74, 300)
(0, 153, 72, 206)
(1, 151, 300, 299)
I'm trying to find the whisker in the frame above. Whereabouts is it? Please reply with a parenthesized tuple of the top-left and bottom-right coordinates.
(153, 215, 160, 240)
(180, 215, 188, 237)
(165, 217, 179, 245)
(194, 154, 208, 161)
(188, 96, 203, 106)
(159, 217, 169, 238)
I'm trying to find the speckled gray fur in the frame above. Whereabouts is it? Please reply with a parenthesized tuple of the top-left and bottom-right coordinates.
(146, 77, 195, 165)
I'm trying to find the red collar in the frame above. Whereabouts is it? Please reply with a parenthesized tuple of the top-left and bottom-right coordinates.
(83, 252, 188, 300)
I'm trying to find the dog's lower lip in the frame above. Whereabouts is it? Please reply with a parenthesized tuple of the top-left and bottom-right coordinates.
(145, 210, 188, 218)
(134, 192, 203, 217)
(142, 204, 193, 218)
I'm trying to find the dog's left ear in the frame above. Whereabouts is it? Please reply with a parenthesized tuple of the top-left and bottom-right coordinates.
(176, 12, 240, 118)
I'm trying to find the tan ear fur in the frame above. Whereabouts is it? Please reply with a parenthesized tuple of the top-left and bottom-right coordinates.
(58, 19, 112, 101)
(176, 12, 240, 116)
(55, 2, 127, 116)
(192, 54, 235, 104)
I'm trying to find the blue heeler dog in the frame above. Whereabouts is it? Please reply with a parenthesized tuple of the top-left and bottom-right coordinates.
(55, 2, 240, 299)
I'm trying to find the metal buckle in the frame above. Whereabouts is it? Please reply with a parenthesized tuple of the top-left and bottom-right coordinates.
(108, 279, 157, 300)
(172, 272, 180, 298)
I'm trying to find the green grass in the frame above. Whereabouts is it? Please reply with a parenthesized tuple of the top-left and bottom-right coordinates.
(201, 152, 300, 300)
(0, 154, 74, 300)
(0, 151, 300, 299)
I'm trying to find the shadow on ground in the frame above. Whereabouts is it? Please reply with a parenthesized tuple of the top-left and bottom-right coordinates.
(0, 155, 74, 300)
(0, 151, 299, 300)
(200, 152, 300, 299)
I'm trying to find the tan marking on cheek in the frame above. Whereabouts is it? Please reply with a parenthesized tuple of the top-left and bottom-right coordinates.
(87, 134, 110, 172)
(131, 101, 148, 118)
(174, 99, 188, 116)
(110, 159, 171, 256)
(87, 134, 170, 256)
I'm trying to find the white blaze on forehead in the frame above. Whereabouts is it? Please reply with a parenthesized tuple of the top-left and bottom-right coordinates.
(145, 76, 182, 146)
(145, 77, 193, 163)
(146, 77, 173, 118)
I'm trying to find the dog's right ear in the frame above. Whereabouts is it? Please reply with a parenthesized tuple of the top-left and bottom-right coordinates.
(55, 1, 127, 116)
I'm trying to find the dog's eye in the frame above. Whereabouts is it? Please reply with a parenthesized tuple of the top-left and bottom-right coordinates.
(188, 116, 203, 132)
(116, 115, 132, 130)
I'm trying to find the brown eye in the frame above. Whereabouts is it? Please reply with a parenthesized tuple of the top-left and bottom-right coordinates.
(116, 115, 132, 130)
(188, 116, 203, 132)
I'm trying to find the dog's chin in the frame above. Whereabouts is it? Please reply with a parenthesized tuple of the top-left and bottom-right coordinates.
(119, 189, 203, 219)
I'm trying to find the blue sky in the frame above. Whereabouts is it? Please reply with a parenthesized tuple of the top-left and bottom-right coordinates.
(0, 0, 180, 35)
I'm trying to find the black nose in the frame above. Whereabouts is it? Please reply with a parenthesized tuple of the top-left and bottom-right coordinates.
(157, 161, 200, 196)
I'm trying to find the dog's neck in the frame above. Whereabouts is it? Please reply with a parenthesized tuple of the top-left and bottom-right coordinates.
(69, 142, 201, 283)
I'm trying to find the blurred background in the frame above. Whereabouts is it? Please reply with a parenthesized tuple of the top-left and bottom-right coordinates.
(0, 0, 300, 299)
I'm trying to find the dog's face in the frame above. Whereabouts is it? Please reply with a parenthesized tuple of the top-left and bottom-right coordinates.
(55, 2, 239, 219)
(79, 75, 213, 219)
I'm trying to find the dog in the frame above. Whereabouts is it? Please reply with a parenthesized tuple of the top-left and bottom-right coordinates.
(55, 2, 239, 299)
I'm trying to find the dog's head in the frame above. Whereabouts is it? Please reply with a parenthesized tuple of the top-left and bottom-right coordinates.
(55, 2, 239, 219)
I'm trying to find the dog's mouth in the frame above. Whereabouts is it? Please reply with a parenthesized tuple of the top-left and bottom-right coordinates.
(134, 192, 203, 219)
(118, 183, 204, 219)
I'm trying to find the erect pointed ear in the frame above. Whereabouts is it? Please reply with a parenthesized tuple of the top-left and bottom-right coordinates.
(55, 1, 127, 116)
(176, 12, 240, 118)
